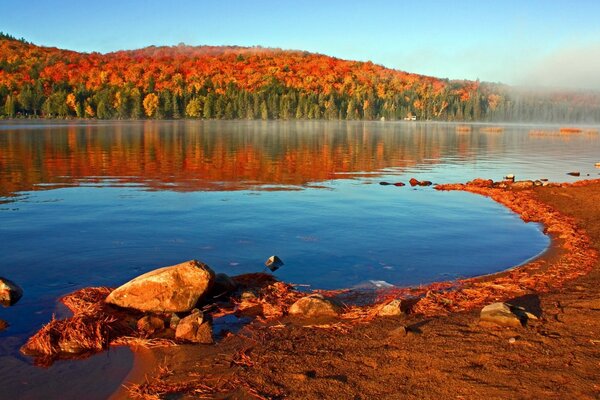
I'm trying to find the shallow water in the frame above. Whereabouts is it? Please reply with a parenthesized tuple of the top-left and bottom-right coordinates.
(0, 120, 599, 397)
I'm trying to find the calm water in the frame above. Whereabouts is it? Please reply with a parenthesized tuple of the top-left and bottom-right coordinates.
(1, 120, 599, 398)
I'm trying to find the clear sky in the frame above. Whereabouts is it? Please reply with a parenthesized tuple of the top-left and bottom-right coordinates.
(2, 0, 600, 89)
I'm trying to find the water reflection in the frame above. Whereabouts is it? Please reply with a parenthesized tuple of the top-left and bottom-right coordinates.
(0, 120, 529, 197)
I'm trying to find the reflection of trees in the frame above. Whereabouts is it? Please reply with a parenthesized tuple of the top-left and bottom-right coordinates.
(0, 121, 495, 196)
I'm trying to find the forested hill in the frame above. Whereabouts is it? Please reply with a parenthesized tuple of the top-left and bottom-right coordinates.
(1, 32, 599, 122)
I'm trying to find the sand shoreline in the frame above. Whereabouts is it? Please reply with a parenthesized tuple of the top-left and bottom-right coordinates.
(108, 178, 600, 399)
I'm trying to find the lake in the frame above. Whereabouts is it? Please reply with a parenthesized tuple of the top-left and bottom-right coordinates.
(0, 120, 599, 398)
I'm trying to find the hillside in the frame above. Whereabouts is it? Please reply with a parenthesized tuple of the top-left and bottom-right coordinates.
(1, 33, 599, 122)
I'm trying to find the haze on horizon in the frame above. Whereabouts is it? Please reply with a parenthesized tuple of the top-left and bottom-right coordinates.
(2, 0, 600, 91)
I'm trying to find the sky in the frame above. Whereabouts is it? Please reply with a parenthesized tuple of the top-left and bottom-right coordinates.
(2, 0, 600, 90)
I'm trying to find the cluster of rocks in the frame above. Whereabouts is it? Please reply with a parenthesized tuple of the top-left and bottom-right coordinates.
(379, 178, 432, 187)
(467, 177, 558, 190)
(104, 260, 224, 344)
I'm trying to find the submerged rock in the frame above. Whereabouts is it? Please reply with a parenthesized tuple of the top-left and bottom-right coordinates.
(175, 310, 213, 344)
(379, 181, 392, 186)
(288, 294, 341, 318)
(377, 299, 403, 317)
(0, 319, 7, 331)
(105, 260, 215, 313)
(0, 277, 23, 306)
(480, 302, 523, 328)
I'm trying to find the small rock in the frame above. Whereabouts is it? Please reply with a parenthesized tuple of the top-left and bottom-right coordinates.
(418, 180, 432, 186)
(393, 182, 405, 187)
(567, 172, 581, 177)
(511, 180, 534, 189)
(508, 337, 516, 344)
(175, 310, 213, 344)
(505, 174, 515, 181)
(377, 299, 403, 317)
(387, 326, 408, 340)
(105, 260, 215, 313)
(240, 290, 258, 301)
(409, 178, 419, 186)
(265, 255, 284, 272)
(169, 314, 181, 330)
(493, 182, 509, 189)
(540, 178, 548, 181)
(379, 182, 392, 186)
(595, 162, 600, 168)
(211, 273, 237, 296)
(0, 277, 23, 306)
(480, 302, 523, 328)
(137, 315, 165, 335)
(533, 180, 543, 186)
(288, 294, 341, 317)
(0, 319, 8, 331)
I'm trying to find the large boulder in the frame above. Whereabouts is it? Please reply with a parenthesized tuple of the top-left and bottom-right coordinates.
(0, 277, 23, 306)
(288, 294, 341, 318)
(106, 260, 215, 313)
(175, 310, 213, 344)
(480, 302, 523, 328)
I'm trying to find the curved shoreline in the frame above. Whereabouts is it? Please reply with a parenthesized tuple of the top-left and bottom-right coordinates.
(112, 178, 600, 398)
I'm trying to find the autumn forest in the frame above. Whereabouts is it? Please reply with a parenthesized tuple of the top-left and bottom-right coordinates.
(1, 32, 600, 123)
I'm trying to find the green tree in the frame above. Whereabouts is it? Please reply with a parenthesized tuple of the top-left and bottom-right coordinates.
(4, 94, 15, 117)
(185, 97, 202, 118)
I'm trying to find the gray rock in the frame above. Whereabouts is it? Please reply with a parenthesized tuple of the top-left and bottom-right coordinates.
(105, 260, 215, 313)
(288, 294, 341, 317)
(377, 299, 403, 317)
(175, 310, 213, 344)
(211, 273, 237, 296)
(480, 302, 523, 328)
(0, 277, 23, 306)
(265, 255, 284, 272)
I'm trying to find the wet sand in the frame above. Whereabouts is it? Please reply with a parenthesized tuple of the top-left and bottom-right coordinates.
(118, 180, 600, 398)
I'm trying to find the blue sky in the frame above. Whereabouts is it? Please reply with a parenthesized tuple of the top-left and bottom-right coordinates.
(2, 0, 600, 89)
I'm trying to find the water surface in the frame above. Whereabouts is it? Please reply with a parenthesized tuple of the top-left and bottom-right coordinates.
(1, 120, 599, 398)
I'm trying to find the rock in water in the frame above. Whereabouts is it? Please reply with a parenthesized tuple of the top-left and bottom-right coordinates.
(0, 320, 8, 331)
(377, 299, 403, 317)
(265, 255, 284, 272)
(409, 178, 419, 187)
(567, 172, 581, 177)
(0, 277, 23, 306)
(175, 310, 213, 344)
(105, 260, 215, 313)
(480, 302, 523, 328)
(288, 294, 341, 317)
(393, 182, 406, 187)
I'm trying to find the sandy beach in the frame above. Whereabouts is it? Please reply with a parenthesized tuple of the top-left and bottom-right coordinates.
(106, 179, 600, 399)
